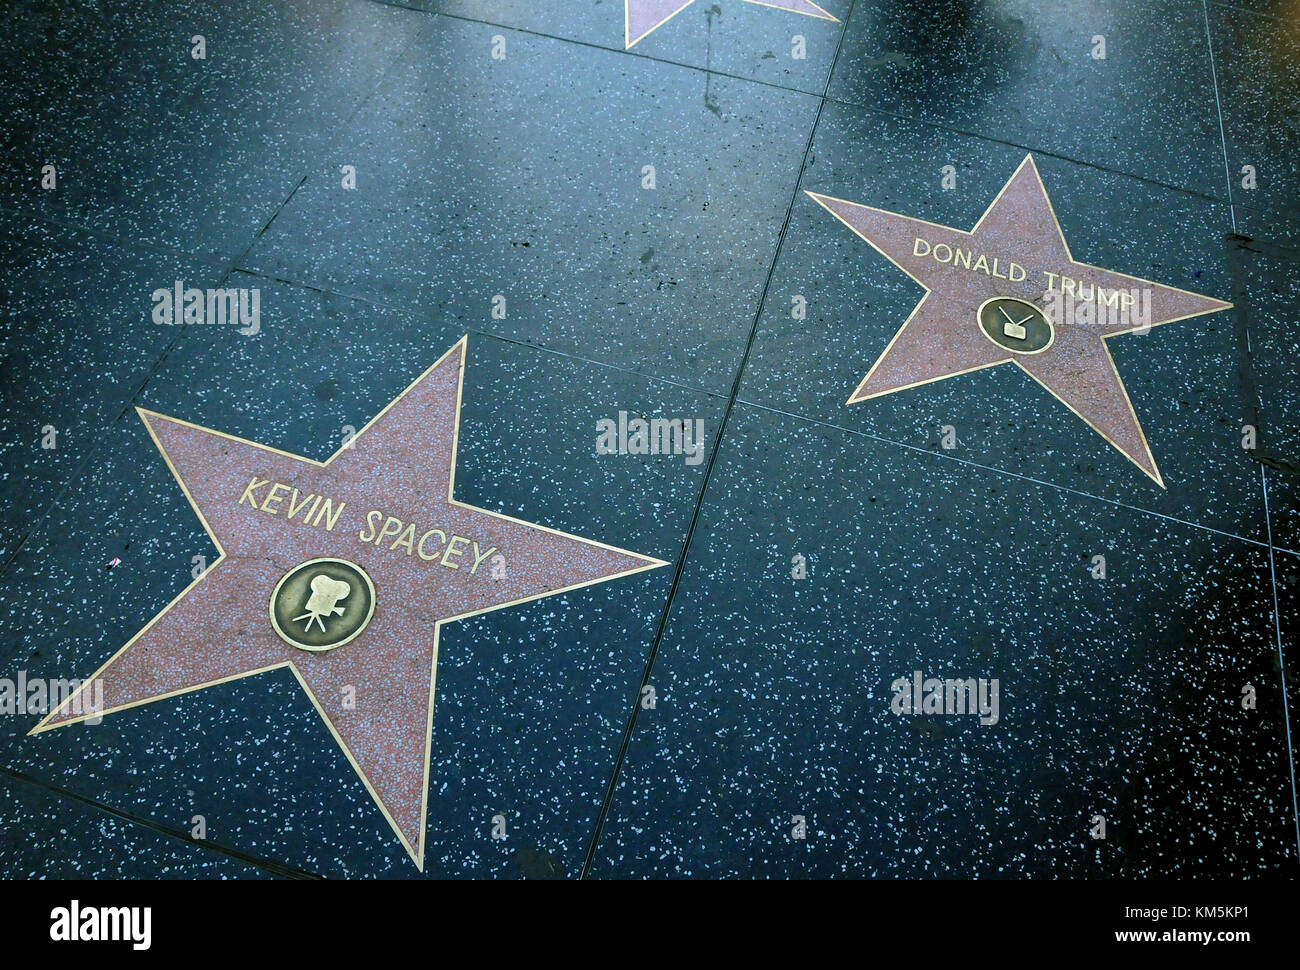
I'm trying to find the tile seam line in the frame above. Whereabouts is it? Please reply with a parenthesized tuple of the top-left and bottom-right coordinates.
(355, 0, 1293, 871)
(738, 397, 1277, 552)
(1261, 468, 1300, 864)
(0, 315, 728, 585)
(0, 768, 321, 879)
(388, 4, 1236, 208)
(813, 94, 1231, 208)
(226, 10, 429, 269)
(0, 4, 429, 269)
(0, 234, 243, 583)
(1207, 0, 1295, 24)
(1202, 0, 1238, 233)
(16, 0, 1285, 267)
(577, 0, 859, 881)
(183, 260, 738, 400)
(0, 19, 430, 582)
(1203, 0, 1297, 864)
(460, 329, 733, 401)
(413, 5, 825, 100)
(0, 325, 191, 582)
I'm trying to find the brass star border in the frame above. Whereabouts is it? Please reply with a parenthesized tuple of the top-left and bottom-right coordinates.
(29, 337, 668, 869)
(806, 155, 1233, 486)
(626, 0, 838, 49)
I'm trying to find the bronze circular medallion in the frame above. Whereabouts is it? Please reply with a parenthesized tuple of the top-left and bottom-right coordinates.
(269, 558, 375, 653)
(977, 296, 1055, 355)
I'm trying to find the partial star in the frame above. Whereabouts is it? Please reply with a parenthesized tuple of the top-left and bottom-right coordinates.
(31, 337, 667, 868)
(806, 155, 1232, 486)
(626, 0, 837, 49)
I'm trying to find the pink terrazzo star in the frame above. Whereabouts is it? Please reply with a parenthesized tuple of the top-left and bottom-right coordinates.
(807, 155, 1233, 486)
(32, 337, 666, 868)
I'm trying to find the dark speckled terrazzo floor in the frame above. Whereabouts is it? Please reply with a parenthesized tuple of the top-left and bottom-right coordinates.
(0, 0, 1297, 878)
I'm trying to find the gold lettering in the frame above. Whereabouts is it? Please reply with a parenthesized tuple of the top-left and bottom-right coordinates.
(239, 476, 269, 508)
(287, 489, 315, 519)
(359, 510, 382, 543)
(348, 509, 496, 572)
(441, 535, 469, 569)
(374, 515, 403, 545)
(314, 498, 347, 532)
(391, 523, 416, 555)
(470, 542, 498, 575)
(418, 529, 447, 561)
(261, 482, 289, 514)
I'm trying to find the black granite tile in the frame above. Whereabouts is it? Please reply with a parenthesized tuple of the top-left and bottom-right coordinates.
(0, 213, 226, 564)
(1210, 0, 1300, 222)
(1265, 475, 1298, 559)
(1235, 201, 1300, 244)
(240, 14, 820, 394)
(1271, 543, 1300, 840)
(1225, 233, 1300, 552)
(0, 304, 718, 877)
(828, 0, 1226, 199)
(0, 773, 272, 878)
(590, 403, 1296, 877)
(1210, 0, 1298, 16)
(0, 0, 204, 220)
(1, 0, 424, 261)
(428, 0, 849, 94)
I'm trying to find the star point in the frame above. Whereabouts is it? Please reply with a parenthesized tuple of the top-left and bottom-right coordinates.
(626, 0, 838, 49)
